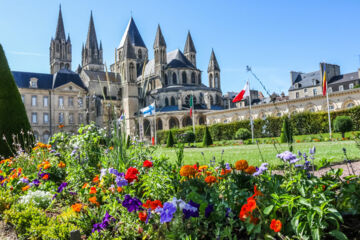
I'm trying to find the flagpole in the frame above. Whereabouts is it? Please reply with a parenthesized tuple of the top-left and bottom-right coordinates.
(326, 81, 332, 139)
(154, 101, 157, 145)
(248, 80, 255, 143)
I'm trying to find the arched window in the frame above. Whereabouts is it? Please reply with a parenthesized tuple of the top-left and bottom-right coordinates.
(191, 72, 196, 84)
(60, 63, 64, 69)
(182, 116, 192, 127)
(209, 95, 214, 105)
(138, 49, 142, 59)
(182, 72, 187, 84)
(216, 95, 221, 105)
(157, 119, 163, 130)
(172, 72, 177, 84)
(171, 96, 176, 106)
(347, 102, 355, 109)
(199, 93, 204, 104)
(209, 74, 213, 88)
(129, 63, 135, 82)
(198, 73, 201, 85)
(169, 117, 179, 129)
(143, 119, 151, 137)
(43, 131, 50, 143)
(165, 97, 169, 106)
(185, 95, 191, 106)
(164, 74, 168, 86)
(199, 116, 205, 125)
(65, 63, 69, 69)
(215, 73, 219, 88)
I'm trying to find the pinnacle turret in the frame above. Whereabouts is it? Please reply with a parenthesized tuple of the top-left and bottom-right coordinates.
(153, 24, 166, 48)
(55, 5, 66, 40)
(184, 31, 196, 54)
(208, 49, 220, 72)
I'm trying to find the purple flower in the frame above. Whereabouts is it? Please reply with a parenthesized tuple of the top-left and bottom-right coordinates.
(69, 191, 77, 195)
(109, 168, 121, 176)
(183, 200, 199, 219)
(92, 223, 103, 233)
(115, 176, 128, 187)
(122, 195, 142, 212)
(70, 150, 77, 157)
(52, 194, 57, 200)
(31, 179, 40, 186)
(277, 151, 299, 164)
(253, 163, 269, 176)
(156, 202, 177, 224)
(100, 168, 107, 180)
(309, 146, 316, 155)
(57, 182, 68, 193)
(205, 204, 214, 218)
(91, 211, 115, 233)
(20, 177, 29, 184)
(225, 207, 231, 218)
(54, 152, 61, 157)
(225, 163, 231, 170)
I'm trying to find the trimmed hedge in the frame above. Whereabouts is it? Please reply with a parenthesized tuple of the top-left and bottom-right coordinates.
(156, 106, 360, 143)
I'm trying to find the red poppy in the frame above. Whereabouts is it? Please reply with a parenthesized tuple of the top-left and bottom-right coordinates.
(125, 167, 139, 183)
(139, 211, 147, 222)
(270, 219, 282, 232)
(143, 160, 153, 168)
(247, 197, 257, 212)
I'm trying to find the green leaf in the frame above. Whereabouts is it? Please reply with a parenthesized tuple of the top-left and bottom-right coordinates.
(263, 205, 274, 215)
(299, 198, 311, 207)
(328, 230, 348, 240)
(311, 227, 320, 240)
(264, 234, 276, 240)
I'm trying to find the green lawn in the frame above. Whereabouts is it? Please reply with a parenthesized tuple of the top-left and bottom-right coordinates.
(154, 141, 360, 168)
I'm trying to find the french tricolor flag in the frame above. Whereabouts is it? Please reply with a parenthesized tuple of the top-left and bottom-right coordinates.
(232, 81, 250, 103)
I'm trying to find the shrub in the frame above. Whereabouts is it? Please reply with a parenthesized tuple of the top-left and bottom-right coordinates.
(280, 117, 292, 143)
(178, 131, 195, 146)
(203, 126, 213, 147)
(334, 116, 353, 138)
(0, 44, 33, 157)
(235, 128, 251, 140)
(166, 130, 175, 147)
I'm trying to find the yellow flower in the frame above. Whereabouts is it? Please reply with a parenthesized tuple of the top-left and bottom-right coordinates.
(199, 165, 208, 171)
(58, 161, 66, 168)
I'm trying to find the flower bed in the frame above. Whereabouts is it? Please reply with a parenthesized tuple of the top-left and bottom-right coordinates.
(0, 123, 358, 239)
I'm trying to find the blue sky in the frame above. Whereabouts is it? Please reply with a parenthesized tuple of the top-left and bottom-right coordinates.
(1, 0, 360, 94)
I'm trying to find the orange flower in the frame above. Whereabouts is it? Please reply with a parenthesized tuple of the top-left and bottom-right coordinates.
(247, 197, 257, 212)
(239, 204, 250, 221)
(253, 185, 263, 197)
(89, 196, 99, 205)
(109, 146, 114, 150)
(235, 160, 248, 170)
(58, 161, 66, 168)
(22, 185, 30, 191)
(220, 168, 232, 176)
(199, 165, 208, 171)
(270, 219, 282, 232)
(139, 211, 147, 222)
(92, 175, 99, 183)
(205, 171, 212, 176)
(179, 165, 197, 177)
(42, 174, 49, 180)
(89, 187, 97, 194)
(58, 124, 64, 129)
(82, 183, 89, 189)
(43, 161, 51, 169)
(244, 166, 256, 174)
(205, 175, 217, 184)
(117, 187, 122, 193)
(71, 203, 82, 212)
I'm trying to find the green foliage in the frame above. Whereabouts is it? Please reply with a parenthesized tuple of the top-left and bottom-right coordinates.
(334, 116, 353, 138)
(202, 126, 213, 147)
(166, 130, 175, 147)
(126, 135, 131, 149)
(177, 131, 195, 145)
(280, 117, 293, 145)
(0, 44, 33, 158)
(235, 128, 251, 140)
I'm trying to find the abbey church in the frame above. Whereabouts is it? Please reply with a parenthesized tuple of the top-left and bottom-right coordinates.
(13, 6, 224, 141)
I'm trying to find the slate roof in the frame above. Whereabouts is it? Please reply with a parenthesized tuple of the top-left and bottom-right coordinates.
(118, 17, 146, 49)
(158, 106, 178, 112)
(166, 49, 196, 69)
(184, 31, 196, 53)
(53, 69, 87, 90)
(153, 25, 166, 48)
(288, 70, 321, 91)
(55, 6, 66, 40)
(122, 34, 137, 59)
(83, 70, 121, 82)
(210, 105, 224, 110)
(208, 49, 220, 72)
(12, 70, 87, 91)
(328, 72, 358, 85)
(12, 71, 53, 89)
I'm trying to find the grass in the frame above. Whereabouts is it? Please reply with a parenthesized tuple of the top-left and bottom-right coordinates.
(154, 140, 360, 168)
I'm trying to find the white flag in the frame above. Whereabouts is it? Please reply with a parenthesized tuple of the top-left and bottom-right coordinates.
(141, 103, 155, 117)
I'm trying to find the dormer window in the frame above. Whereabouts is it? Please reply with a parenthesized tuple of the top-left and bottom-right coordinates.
(30, 77, 38, 88)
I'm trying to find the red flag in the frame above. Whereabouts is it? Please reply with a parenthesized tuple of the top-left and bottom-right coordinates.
(322, 64, 327, 96)
(233, 81, 250, 103)
(152, 137, 155, 145)
(190, 108, 192, 117)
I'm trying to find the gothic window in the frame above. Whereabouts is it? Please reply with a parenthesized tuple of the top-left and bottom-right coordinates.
(129, 63, 135, 82)
(143, 119, 151, 137)
(182, 116, 192, 127)
(215, 73, 219, 88)
(165, 97, 169, 106)
(65, 63, 69, 69)
(191, 72, 196, 84)
(198, 73, 201, 84)
(164, 74, 168, 86)
(157, 119, 163, 130)
(347, 102, 355, 108)
(172, 72, 177, 84)
(56, 44, 59, 52)
(209, 95, 214, 105)
(171, 96, 176, 106)
(209, 74, 213, 88)
(138, 49, 142, 59)
(216, 95, 221, 105)
(182, 72, 187, 84)
(169, 117, 179, 129)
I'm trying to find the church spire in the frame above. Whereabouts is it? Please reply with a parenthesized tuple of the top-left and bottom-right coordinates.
(122, 34, 136, 59)
(153, 24, 166, 48)
(85, 11, 98, 50)
(82, 11, 103, 71)
(208, 49, 220, 72)
(55, 5, 66, 40)
(184, 31, 196, 54)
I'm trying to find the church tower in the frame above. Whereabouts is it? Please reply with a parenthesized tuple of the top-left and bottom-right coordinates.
(121, 34, 139, 136)
(82, 11, 104, 71)
(207, 49, 221, 90)
(50, 5, 72, 74)
(153, 24, 167, 76)
(184, 31, 196, 67)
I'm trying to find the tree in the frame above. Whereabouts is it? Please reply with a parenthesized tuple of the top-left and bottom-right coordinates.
(166, 130, 175, 147)
(235, 128, 251, 140)
(334, 116, 353, 138)
(202, 126, 213, 147)
(126, 135, 131, 149)
(280, 117, 292, 144)
(0, 44, 33, 157)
